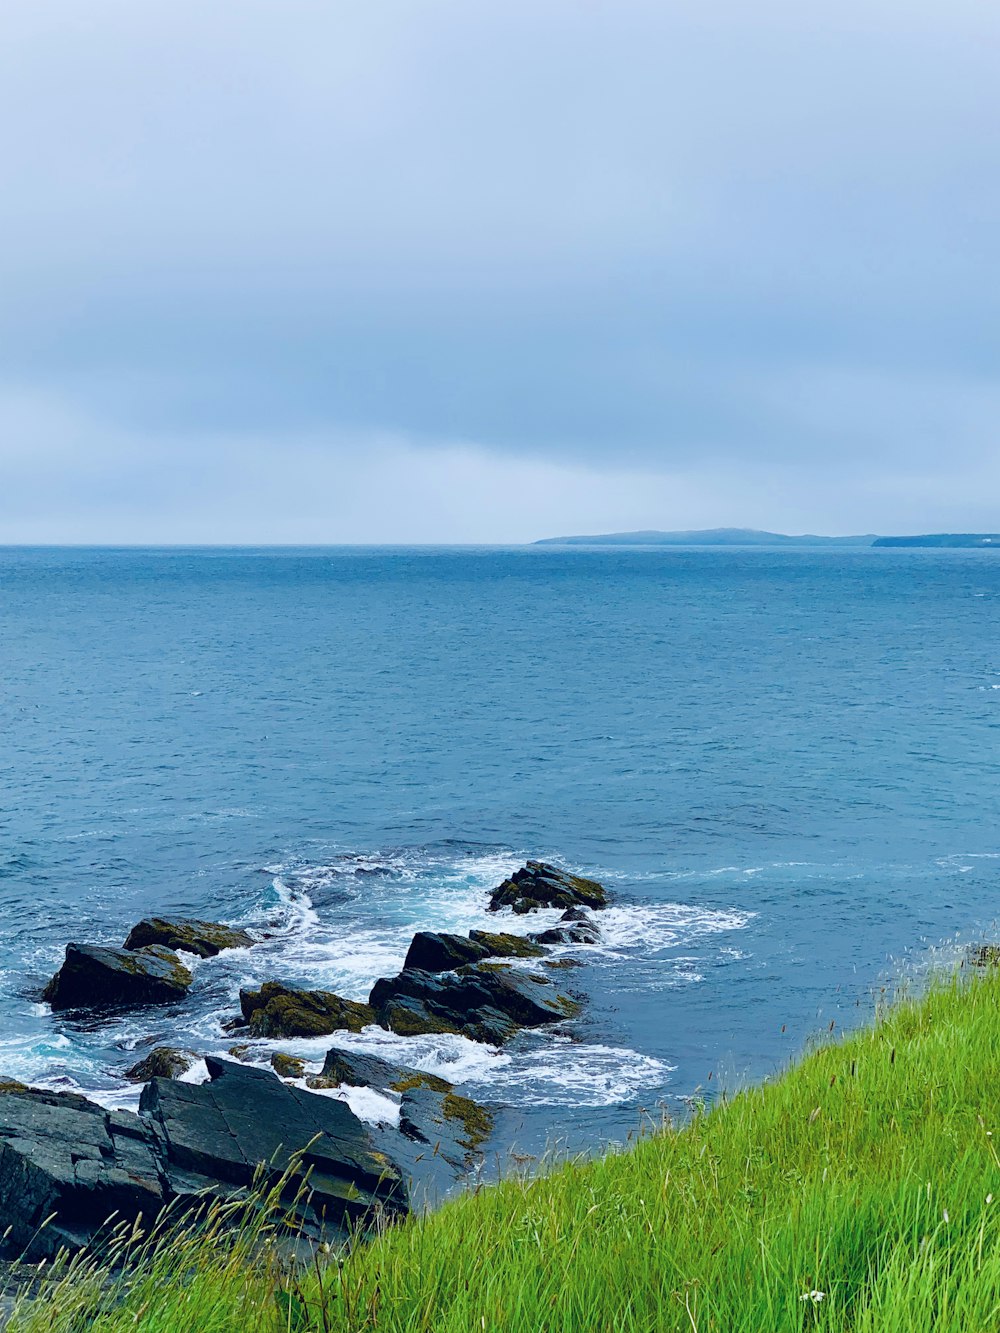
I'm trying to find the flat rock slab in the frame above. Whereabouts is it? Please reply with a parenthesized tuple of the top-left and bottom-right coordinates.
(487, 861, 608, 914)
(124, 917, 254, 958)
(42, 943, 193, 1010)
(0, 1059, 406, 1262)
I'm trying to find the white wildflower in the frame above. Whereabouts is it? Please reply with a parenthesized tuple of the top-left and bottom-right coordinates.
(799, 1290, 825, 1304)
(988, 1194, 994, 1205)
(943, 1209, 950, 1223)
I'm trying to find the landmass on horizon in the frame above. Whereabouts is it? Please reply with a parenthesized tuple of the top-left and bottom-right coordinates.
(535, 528, 1000, 548)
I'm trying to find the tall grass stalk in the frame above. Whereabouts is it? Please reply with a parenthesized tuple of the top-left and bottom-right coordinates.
(9, 966, 1000, 1331)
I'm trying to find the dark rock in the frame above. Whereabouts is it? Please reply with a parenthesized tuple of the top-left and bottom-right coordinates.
(239, 982, 375, 1038)
(0, 1084, 167, 1259)
(42, 944, 193, 1011)
(397, 1086, 493, 1161)
(271, 1052, 306, 1080)
(402, 930, 547, 974)
(125, 1047, 200, 1082)
(467, 930, 546, 959)
(559, 907, 591, 923)
(369, 964, 580, 1044)
(402, 931, 492, 973)
(141, 1058, 406, 1231)
(487, 861, 608, 914)
(124, 917, 254, 959)
(0, 1060, 409, 1261)
(311, 1047, 448, 1094)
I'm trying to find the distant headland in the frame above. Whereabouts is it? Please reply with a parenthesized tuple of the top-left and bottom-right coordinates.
(534, 527, 1000, 549)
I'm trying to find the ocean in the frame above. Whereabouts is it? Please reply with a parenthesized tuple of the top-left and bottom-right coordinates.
(1, 545, 998, 1157)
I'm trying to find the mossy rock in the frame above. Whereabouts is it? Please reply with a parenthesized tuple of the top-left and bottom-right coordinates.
(270, 1052, 307, 1080)
(441, 1092, 495, 1152)
(487, 861, 609, 915)
(389, 1071, 452, 1095)
(468, 930, 546, 959)
(239, 982, 375, 1039)
(124, 917, 254, 959)
(0, 1078, 29, 1095)
(125, 1046, 199, 1082)
(968, 944, 1000, 968)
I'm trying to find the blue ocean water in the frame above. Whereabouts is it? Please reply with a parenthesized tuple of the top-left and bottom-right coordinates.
(1, 545, 998, 1155)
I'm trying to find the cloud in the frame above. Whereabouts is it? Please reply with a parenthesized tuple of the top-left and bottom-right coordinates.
(0, 0, 997, 535)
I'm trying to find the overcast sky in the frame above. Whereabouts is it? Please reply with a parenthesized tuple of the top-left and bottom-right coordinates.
(1, 0, 998, 542)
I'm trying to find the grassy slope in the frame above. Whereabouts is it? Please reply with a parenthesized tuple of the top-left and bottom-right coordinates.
(9, 967, 1000, 1332)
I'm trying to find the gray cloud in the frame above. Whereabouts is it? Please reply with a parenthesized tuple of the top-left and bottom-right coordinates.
(0, 0, 997, 538)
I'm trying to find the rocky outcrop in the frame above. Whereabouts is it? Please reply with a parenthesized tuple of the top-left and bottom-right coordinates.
(42, 944, 193, 1011)
(0, 1059, 407, 1261)
(238, 982, 375, 1038)
(369, 963, 580, 1044)
(124, 917, 254, 958)
(141, 1059, 405, 1229)
(468, 929, 546, 959)
(125, 1047, 200, 1082)
(314, 1047, 494, 1172)
(487, 861, 608, 914)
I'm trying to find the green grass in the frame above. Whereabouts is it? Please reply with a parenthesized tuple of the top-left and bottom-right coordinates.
(9, 965, 1000, 1331)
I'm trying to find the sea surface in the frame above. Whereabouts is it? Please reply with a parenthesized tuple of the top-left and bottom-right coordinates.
(0, 545, 998, 1159)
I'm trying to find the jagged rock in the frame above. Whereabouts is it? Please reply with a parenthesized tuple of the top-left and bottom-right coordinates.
(125, 1047, 200, 1082)
(403, 930, 547, 974)
(0, 1084, 167, 1259)
(124, 917, 253, 959)
(467, 930, 546, 959)
(403, 932, 491, 972)
(141, 1058, 406, 1232)
(487, 861, 608, 914)
(42, 944, 193, 1011)
(313, 1048, 494, 1182)
(369, 964, 580, 1044)
(311, 1047, 445, 1093)
(271, 1052, 306, 1080)
(239, 982, 375, 1038)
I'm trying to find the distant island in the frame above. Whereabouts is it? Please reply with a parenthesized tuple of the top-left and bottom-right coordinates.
(535, 527, 1000, 549)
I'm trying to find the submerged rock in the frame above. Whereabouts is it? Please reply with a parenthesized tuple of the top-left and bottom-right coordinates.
(369, 963, 580, 1044)
(487, 861, 608, 914)
(42, 944, 193, 1011)
(124, 917, 253, 958)
(239, 982, 375, 1038)
(125, 1046, 200, 1082)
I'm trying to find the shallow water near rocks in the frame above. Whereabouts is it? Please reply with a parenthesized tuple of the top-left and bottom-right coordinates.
(1, 545, 998, 1159)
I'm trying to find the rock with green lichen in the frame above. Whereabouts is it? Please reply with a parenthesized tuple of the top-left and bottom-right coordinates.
(124, 916, 254, 959)
(238, 981, 375, 1038)
(271, 1052, 307, 1080)
(487, 860, 608, 914)
(125, 1046, 200, 1082)
(42, 943, 193, 1010)
(467, 929, 546, 959)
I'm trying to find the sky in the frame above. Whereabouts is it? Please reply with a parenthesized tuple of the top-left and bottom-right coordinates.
(1, 0, 998, 543)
